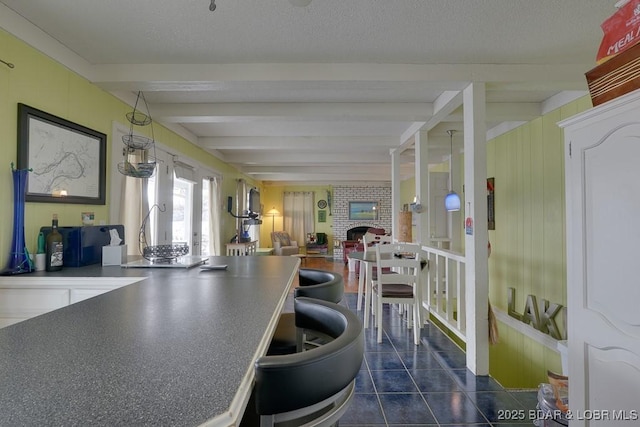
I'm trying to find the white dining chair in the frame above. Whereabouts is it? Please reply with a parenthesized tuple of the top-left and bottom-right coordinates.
(357, 232, 393, 312)
(371, 242, 422, 345)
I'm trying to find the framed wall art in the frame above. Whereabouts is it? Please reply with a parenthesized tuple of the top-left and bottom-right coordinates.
(17, 103, 107, 204)
(487, 177, 495, 230)
(349, 201, 378, 221)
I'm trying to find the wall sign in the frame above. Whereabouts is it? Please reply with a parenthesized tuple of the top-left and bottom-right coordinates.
(507, 288, 566, 340)
(465, 217, 474, 235)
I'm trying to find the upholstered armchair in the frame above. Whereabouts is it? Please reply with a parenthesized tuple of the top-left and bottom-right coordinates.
(271, 231, 299, 256)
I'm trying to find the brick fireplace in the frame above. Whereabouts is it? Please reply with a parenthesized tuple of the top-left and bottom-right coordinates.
(332, 185, 392, 260)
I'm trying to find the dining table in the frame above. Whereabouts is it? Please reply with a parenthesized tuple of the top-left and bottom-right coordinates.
(0, 255, 299, 426)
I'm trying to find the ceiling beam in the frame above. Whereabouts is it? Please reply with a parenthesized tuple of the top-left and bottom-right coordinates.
(220, 151, 413, 164)
(198, 136, 395, 150)
(91, 63, 591, 89)
(153, 103, 433, 123)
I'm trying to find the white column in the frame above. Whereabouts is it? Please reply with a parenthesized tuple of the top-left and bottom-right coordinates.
(414, 131, 429, 245)
(463, 82, 489, 376)
(391, 147, 401, 239)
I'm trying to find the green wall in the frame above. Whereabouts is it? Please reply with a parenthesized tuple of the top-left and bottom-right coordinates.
(0, 29, 249, 261)
(486, 96, 592, 388)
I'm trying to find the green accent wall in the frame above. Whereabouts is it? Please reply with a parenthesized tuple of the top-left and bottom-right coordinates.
(0, 29, 249, 260)
(486, 96, 592, 388)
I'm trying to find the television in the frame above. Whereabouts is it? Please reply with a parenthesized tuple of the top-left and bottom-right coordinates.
(248, 188, 261, 217)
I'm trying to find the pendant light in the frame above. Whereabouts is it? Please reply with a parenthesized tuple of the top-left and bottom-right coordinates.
(445, 130, 461, 212)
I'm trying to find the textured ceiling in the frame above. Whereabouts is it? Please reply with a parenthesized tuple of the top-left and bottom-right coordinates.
(0, 0, 615, 184)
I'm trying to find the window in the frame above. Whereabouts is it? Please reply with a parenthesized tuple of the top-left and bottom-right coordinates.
(110, 122, 222, 257)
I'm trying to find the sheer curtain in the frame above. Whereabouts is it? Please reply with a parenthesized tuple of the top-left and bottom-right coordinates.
(283, 191, 314, 244)
(120, 150, 149, 255)
(207, 176, 222, 255)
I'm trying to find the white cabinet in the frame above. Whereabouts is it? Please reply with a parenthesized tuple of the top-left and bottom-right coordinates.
(0, 288, 69, 328)
(0, 277, 143, 328)
(559, 89, 640, 426)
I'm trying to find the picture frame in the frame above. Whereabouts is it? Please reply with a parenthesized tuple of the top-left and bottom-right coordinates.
(17, 103, 107, 204)
(349, 201, 378, 221)
(487, 177, 495, 230)
(318, 210, 326, 223)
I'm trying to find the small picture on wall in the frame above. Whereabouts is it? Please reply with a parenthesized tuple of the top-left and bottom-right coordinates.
(349, 201, 378, 221)
(487, 177, 495, 230)
(318, 210, 327, 223)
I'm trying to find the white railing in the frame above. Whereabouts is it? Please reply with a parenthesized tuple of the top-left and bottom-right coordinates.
(420, 245, 466, 342)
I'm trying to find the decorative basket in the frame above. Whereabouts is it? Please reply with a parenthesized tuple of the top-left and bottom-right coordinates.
(122, 133, 154, 151)
(118, 161, 156, 178)
(143, 243, 189, 260)
(126, 110, 152, 126)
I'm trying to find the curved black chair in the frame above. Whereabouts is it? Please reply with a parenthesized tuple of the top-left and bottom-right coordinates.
(295, 268, 344, 302)
(268, 268, 344, 355)
(254, 297, 364, 426)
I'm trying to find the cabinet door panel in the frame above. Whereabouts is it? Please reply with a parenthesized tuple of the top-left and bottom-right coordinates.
(0, 289, 69, 314)
(70, 288, 111, 304)
(563, 92, 640, 426)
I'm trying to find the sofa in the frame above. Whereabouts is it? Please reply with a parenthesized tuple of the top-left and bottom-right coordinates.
(271, 231, 299, 256)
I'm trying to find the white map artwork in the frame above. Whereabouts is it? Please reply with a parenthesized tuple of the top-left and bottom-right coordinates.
(27, 118, 100, 198)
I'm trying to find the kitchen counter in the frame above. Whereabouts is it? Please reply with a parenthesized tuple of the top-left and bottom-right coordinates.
(0, 255, 299, 426)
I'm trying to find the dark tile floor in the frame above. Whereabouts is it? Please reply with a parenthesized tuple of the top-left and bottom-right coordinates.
(339, 293, 539, 427)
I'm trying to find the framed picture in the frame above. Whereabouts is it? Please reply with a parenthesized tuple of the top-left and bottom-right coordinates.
(17, 103, 107, 204)
(487, 177, 495, 230)
(318, 210, 327, 223)
(349, 201, 378, 220)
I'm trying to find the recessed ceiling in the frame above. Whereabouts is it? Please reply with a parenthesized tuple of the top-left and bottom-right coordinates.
(0, 0, 614, 184)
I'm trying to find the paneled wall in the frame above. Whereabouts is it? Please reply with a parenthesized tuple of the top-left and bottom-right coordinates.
(486, 95, 593, 388)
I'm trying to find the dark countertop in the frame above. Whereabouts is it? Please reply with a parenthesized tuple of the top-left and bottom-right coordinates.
(0, 255, 299, 426)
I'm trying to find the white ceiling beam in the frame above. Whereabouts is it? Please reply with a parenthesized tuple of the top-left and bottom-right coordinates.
(91, 63, 591, 89)
(221, 151, 412, 164)
(244, 165, 396, 174)
(399, 90, 463, 149)
(198, 136, 395, 150)
(443, 102, 541, 123)
(153, 103, 433, 123)
(251, 174, 392, 183)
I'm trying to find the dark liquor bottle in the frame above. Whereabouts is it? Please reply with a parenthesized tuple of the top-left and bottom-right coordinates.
(45, 214, 63, 272)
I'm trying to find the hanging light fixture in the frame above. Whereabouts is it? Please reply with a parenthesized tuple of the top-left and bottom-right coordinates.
(445, 130, 461, 212)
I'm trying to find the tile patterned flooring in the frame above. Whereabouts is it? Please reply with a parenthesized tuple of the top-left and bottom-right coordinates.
(338, 293, 539, 427)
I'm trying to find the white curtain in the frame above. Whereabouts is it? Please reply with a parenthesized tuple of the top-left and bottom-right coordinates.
(283, 191, 314, 244)
(120, 150, 149, 255)
(208, 176, 222, 255)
